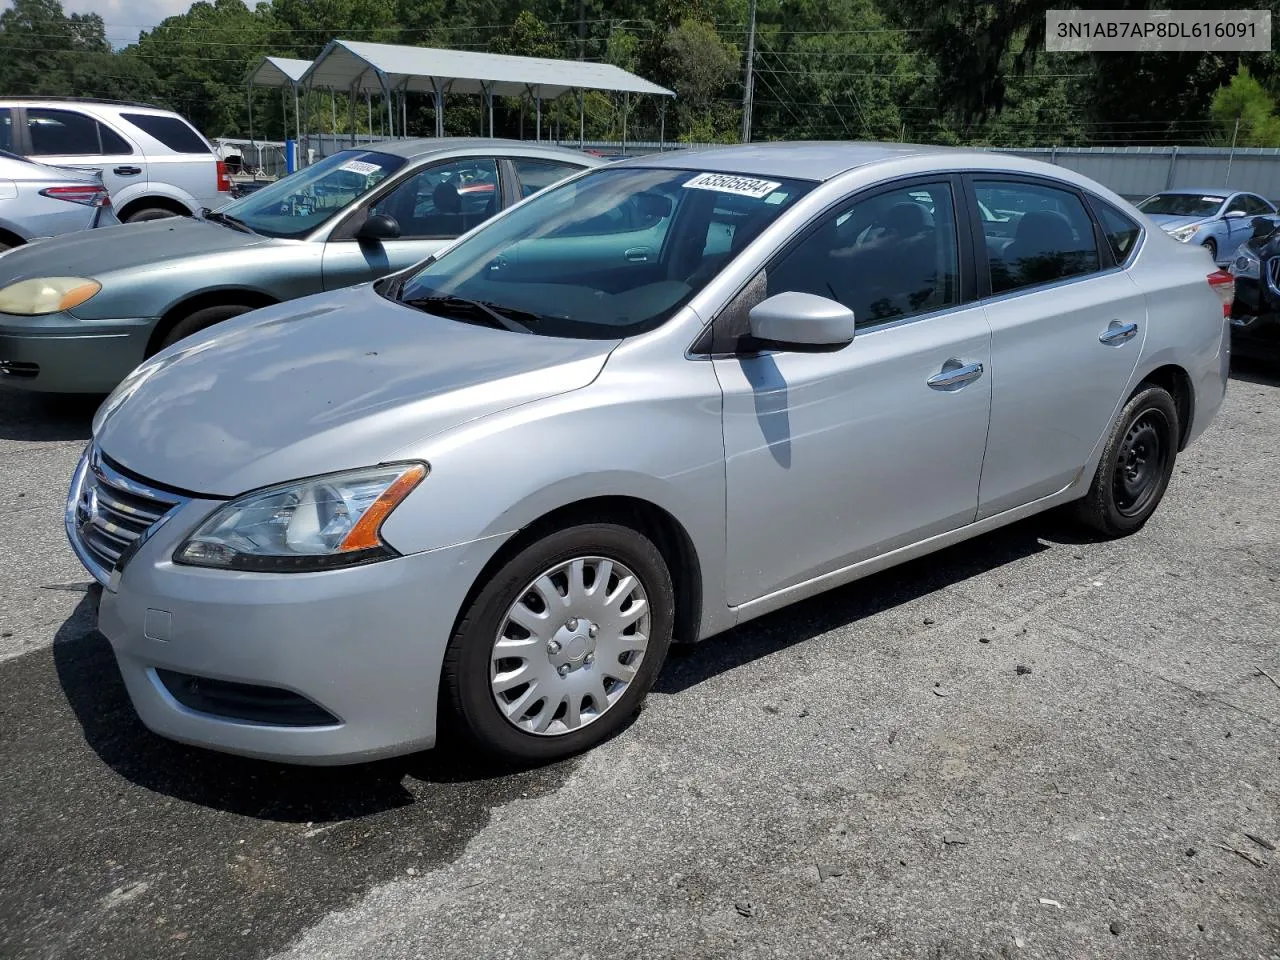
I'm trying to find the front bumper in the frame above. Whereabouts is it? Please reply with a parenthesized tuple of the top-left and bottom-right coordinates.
(1228, 276, 1280, 351)
(68, 451, 500, 765)
(0, 311, 153, 392)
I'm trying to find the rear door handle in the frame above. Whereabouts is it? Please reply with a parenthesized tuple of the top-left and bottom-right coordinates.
(1099, 320, 1138, 345)
(113, 166, 142, 176)
(927, 359, 984, 390)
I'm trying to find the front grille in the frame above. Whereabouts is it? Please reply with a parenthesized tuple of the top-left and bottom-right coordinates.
(1268, 258, 1280, 290)
(155, 669, 340, 727)
(67, 446, 184, 584)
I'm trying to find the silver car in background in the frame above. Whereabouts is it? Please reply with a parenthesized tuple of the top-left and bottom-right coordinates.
(0, 149, 118, 251)
(0, 138, 597, 392)
(70, 143, 1230, 767)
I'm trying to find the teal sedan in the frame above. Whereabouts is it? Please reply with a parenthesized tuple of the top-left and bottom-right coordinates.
(0, 138, 598, 392)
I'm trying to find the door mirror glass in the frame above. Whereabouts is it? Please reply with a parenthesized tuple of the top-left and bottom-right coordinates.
(747, 291, 855, 351)
(634, 191, 673, 226)
(357, 213, 401, 241)
(1225, 209, 1246, 219)
(1251, 216, 1275, 240)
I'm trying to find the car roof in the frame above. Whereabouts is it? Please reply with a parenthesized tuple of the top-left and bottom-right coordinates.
(0, 97, 175, 114)
(356, 137, 602, 163)
(618, 141, 961, 182)
(1152, 188, 1237, 196)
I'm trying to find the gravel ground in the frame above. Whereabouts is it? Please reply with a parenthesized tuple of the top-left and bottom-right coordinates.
(0, 363, 1277, 960)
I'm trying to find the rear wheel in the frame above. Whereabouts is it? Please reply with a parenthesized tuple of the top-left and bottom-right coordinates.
(125, 206, 182, 223)
(156, 304, 254, 353)
(1074, 384, 1179, 537)
(442, 523, 674, 763)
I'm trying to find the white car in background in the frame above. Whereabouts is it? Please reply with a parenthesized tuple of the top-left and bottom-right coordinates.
(0, 148, 118, 252)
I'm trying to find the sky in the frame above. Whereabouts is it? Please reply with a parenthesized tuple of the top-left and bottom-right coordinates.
(2, 0, 195, 45)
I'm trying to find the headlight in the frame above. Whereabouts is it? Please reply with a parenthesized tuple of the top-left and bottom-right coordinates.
(174, 463, 427, 572)
(0, 277, 101, 315)
(1233, 251, 1260, 278)
(1168, 224, 1199, 243)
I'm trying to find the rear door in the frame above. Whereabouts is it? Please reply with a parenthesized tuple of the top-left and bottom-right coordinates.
(117, 111, 221, 208)
(321, 156, 503, 290)
(21, 106, 142, 201)
(968, 176, 1147, 519)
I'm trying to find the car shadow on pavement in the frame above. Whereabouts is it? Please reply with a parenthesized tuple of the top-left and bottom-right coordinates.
(656, 514, 1077, 695)
(0, 387, 99, 442)
(51, 592, 567, 824)
(1229, 355, 1280, 387)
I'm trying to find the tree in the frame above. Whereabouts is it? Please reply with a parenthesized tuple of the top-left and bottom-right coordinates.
(0, 0, 115, 97)
(663, 18, 739, 140)
(1210, 65, 1280, 147)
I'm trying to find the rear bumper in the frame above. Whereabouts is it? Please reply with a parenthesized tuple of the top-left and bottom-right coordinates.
(0, 312, 153, 392)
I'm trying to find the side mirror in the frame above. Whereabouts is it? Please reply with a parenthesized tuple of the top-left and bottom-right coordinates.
(357, 213, 401, 241)
(747, 291, 855, 352)
(1251, 216, 1275, 240)
(1224, 209, 1247, 219)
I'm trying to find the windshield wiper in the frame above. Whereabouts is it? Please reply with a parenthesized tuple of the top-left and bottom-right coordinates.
(201, 209, 256, 235)
(400, 295, 539, 334)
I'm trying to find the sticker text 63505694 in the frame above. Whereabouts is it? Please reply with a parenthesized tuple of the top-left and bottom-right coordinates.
(683, 173, 783, 199)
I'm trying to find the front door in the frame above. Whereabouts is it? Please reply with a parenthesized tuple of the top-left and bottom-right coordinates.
(970, 177, 1147, 518)
(713, 180, 993, 606)
(321, 156, 502, 291)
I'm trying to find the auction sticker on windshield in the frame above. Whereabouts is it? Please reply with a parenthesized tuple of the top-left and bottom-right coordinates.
(340, 159, 382, 176)
(683, 173, 782, 199)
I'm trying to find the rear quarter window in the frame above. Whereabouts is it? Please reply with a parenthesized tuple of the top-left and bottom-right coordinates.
(120, 113, 210, 155)
(1091, 199, 1142, 266)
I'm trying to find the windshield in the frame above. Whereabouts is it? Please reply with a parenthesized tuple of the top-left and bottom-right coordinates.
(396, 167, 814, 338)
(217, 149, 404, 238)
(1137, 193, 1223, 218)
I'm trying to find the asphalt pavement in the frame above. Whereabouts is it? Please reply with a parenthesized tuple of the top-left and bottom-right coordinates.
(0, 365, 1277, 960)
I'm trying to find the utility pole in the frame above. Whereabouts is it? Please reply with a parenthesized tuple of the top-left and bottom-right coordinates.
(578, 0, 586, 60)
(1226, 114, 1241, 185)
(741, 0, 757, 142)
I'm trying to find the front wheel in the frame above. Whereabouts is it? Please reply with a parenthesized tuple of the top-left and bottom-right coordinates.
(1073, 384, 1179, 537)
(1203, 238, 1218, 263)
(442, 523, 674, 763)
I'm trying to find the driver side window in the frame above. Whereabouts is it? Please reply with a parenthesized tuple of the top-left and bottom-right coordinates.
(370, 157, 500, 239)
(766, 182, 960, 328)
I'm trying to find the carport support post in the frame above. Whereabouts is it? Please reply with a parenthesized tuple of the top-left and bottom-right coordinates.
(331, 89, 337, 142)
(292, 83, 301, 161)
(401, 81, 408, 138)
(578, 90, 584, 148)
(659, 99, 666, 152)
(622, 91, 628, 155)
(1165, 145, 1179, 190)
(536, 92, 542, 142)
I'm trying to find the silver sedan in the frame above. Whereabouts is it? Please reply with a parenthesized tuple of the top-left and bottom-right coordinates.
(69, 143, 1230, 766)
(0, 148, 118, 251)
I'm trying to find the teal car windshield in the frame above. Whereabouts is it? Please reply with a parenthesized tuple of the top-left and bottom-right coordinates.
(396, 166, 814, 339)
(219, 150, 405, 238)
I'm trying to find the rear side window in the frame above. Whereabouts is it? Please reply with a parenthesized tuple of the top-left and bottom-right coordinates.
(0, 108, 11, 152)
(121, 112, 209, 154)
(513, 158, 585, 198)
(26, 108, 130, 156)
(975, 180, 1100, 294)
(1091, 199, 1142, 265)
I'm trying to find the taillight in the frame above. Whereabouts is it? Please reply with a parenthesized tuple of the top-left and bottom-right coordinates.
(216, 159, 231, 193)
(40, 184, 109, 207)
(1207, 269, 1235, 318)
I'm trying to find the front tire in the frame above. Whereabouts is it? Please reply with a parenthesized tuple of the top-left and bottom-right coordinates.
(1074, 384, 1179, 537)
(442, 523, 674, 763)
(155, 303, 253, 353)
(1203, 238, 1218, 263)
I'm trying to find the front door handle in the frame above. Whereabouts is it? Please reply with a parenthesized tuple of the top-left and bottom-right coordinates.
(113, 165, 142, 176)
(927, 359, 984, 390)
(1099, 320, 1138, 345)
(624, 246, 651, 262)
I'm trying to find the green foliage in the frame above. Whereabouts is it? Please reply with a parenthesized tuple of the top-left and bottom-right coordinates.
(1210, 66, 1280, 147)
(4, 0, 1278, 149)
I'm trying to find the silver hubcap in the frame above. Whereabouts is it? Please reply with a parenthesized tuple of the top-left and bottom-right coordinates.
(490, 556, 650, 736)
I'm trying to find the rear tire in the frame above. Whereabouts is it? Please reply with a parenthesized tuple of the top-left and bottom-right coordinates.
(156, 304, 254, 353)
(1073, 384, 1179, 537)
(442, 522, 674, 764)
(125, 206, 182, 223)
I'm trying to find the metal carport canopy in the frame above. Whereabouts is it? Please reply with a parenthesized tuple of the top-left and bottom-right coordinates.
(301, 39, 674, 100)
(247, 56, 312, 89)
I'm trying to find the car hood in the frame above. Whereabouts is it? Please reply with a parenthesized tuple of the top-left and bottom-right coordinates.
(92, 284, 618, 497)
(0, 216, 269, 284)
(1146, 214, 1210, 231)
